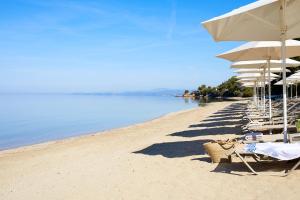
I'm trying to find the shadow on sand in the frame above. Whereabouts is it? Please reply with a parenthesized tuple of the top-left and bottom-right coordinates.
(169, 126, 243, 137)
(134, 102, 300, 175)
(201, 116, 243, 122)
(133, 139, 212, 158)
(133, 103, 249, 174)
(167, 103, 247, 138)
(189, 120, 244, 128)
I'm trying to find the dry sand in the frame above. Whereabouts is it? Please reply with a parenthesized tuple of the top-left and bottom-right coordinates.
(0, 101, 299, 200)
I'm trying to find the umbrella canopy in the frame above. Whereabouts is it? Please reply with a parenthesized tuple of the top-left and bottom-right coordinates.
(219, 41, 300, 128)
(231, 59, 300, 68)
(289, 71, 300, 77)
(242, 82, 268, 87)
(202, 0, 300, 142)
(218, 41, 300, 62)
(202, 0, 300, 41)
(235, 68, 291, 73)
(275, 80, 294, 85)
(236, 72, 279, 79)
(287, 73, 300, 83)
(276, 73, 300, 98)
(237, 78, 276, 82)
(275, 72, 300, 85)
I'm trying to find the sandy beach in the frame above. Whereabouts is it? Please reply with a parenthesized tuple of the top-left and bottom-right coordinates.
(0, 100, 299, 200)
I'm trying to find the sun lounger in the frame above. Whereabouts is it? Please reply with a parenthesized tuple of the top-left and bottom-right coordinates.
(247, 124, 296, 132)
(242, 133, 284, 143)
(230, 142, 300, 176)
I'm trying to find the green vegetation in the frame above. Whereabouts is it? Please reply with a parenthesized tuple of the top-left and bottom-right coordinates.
(195, 76, 253, 98)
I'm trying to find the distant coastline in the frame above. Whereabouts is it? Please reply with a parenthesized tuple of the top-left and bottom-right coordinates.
(0, 88, 187, 97)
(71, 88, 185, 97)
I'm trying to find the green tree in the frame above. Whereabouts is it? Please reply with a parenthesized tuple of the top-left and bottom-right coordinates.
(196, 76, 254, 98)
(198, 84, 207, 96)
(242, 87, 253, 97)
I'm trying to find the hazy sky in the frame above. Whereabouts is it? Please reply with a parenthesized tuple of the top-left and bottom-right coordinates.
(0, 0, 254, 93)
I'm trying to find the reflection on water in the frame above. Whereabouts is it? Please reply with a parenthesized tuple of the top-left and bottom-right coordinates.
(0, 94, 202, 150)
(182, 96, 224, 106)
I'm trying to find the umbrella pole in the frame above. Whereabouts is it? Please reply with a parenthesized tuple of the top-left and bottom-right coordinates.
(254, 81, 257, 107)
(281, 0, 288, 143)
(282, 40, 288, 143)
(268, 60, 272, 123)
(253, 85, 256, 105)
(258, 83, 260, 108)
(263, 67, 266, 114)
(260, 82, 264, 111)
(260, 84, 262, 110)
(261, 84, 263, 110)
(296, 83, 298, 98)
(256, 84, 258, 108)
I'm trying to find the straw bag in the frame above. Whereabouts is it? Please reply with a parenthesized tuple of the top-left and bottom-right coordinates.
(203, 140, 237, 163)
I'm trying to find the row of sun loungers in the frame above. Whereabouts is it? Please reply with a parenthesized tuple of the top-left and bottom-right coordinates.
(243, 99, 300, 133)
(207, 99, 300, 176)
(238, 99, 300, 175)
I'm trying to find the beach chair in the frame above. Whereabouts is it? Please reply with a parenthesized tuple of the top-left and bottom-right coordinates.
(229, 142, 300, 176)
(243, 115, 297, 133)
(246, 124, 296, 133)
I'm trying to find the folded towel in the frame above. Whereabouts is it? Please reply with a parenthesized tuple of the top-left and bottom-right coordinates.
(244, 142, 300, 160)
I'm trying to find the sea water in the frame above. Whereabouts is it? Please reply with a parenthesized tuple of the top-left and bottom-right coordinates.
(0, 94, 201, 150)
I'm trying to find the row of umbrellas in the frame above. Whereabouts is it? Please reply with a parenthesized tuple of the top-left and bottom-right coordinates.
(275, 70, 300, 98)
(225, 47, 300, 121)
(202, 0, 300, 142)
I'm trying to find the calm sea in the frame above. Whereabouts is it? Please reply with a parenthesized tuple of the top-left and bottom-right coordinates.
(0, 94, 202, 150)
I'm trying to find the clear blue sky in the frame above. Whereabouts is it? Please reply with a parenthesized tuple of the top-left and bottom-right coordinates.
(0, 0, 255, 93)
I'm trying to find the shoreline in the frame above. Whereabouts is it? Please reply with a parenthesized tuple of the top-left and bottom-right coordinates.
(1, 100, 299, 200)
(0, 106, 200, 155)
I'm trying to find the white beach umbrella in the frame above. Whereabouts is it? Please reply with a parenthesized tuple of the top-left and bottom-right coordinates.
(275, 80, 290, 85)
(238, 79, 274, 83)
(217, 41, 300, 62)
(237, 71, 279, 114)
(242, 81, 268, 103)
(202, 0, 300, 142)
(286, 73, 300, 98)
(276, 72, 300, 97)
(289, 71, 300, 77)
(236, 68, 281, 108)
(202, 0, 300, 41)
(232, 59, 298, 113)
(239, 79, 274, 107)
(242, 82, 269, 87)
(231, 59, 300, 68)
(242, 82, 263, 104)
(224, 45, 300, 123)
(237, 76, 277, 82)
(275, 79, 294, 98)
(235, 68, 291, 74)
(275, 79, 296, 98)
(241, 81, 259, 85)
(236, 73, 279, 79)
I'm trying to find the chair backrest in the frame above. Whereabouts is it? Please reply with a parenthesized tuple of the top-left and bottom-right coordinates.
(289, 133, 300, 143)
